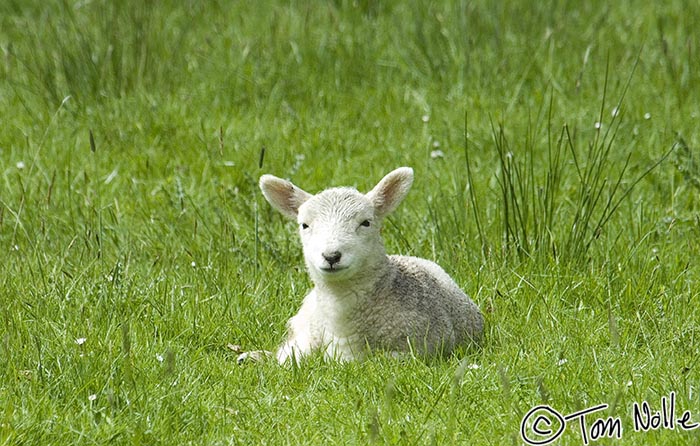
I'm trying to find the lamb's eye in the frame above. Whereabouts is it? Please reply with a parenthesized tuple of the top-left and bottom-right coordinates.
(360, 220, 371, 227)
(301, 223, 309, 230)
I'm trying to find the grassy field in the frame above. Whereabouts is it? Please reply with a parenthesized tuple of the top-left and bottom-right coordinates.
(1, 1, 699, 444)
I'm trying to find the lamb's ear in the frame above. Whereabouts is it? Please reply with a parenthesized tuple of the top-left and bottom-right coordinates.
(366, 167, 414, 218)
(259, 175, 312, 219)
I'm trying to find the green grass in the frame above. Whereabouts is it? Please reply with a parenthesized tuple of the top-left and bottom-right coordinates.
(1, 0, 699, 444)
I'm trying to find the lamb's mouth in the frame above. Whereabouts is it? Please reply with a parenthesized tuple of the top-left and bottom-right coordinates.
(319, 266, 348, 273)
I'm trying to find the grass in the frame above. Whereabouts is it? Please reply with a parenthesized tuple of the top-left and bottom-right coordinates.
(1, 0, 699, 444)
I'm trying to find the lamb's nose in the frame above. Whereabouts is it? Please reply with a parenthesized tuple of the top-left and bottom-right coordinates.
(322, 251, 342, 266)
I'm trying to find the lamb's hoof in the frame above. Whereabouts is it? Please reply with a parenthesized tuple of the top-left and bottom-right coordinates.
(236, 350, 273, 365)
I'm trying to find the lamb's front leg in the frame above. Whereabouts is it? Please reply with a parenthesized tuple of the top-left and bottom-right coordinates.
(276, 291, 318, 364)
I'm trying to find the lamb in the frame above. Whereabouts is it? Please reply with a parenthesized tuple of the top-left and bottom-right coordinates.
(255, 167, 483, 364)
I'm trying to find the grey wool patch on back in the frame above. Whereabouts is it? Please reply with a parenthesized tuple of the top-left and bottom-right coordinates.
(363, 255, 483, 356)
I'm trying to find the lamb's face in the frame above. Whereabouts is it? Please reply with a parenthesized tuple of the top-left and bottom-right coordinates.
(297, 188, 384, 282)
(259, 167, 414, 283)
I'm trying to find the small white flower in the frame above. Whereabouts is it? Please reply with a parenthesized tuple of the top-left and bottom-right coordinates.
(626, 380, 633, 387)
(421, 115, 430, 123)
(611, 107, 620, 117)
(467, 363, 481, 370)
(432, 140, 441, 148)
(75, 337, 87, 346)
(430, 150, 445, 159)
(594, 122, 602, 129)
(12, 245, 19, 251)
(16, 161, 26, 170)
(88, 394, 97, 402)
(191, 261, 196, 268)
(557, 358, 568, 366)
(644, 112, 651, 120)
(156, 354, 164, 363)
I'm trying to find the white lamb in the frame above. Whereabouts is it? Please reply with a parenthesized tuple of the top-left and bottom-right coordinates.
(256, 167, 483, 364)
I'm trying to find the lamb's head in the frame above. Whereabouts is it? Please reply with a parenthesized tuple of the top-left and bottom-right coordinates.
(259, 167, 414, 283)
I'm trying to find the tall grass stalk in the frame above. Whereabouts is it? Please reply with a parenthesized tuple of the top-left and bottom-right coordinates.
(466, 61, 671, 265)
